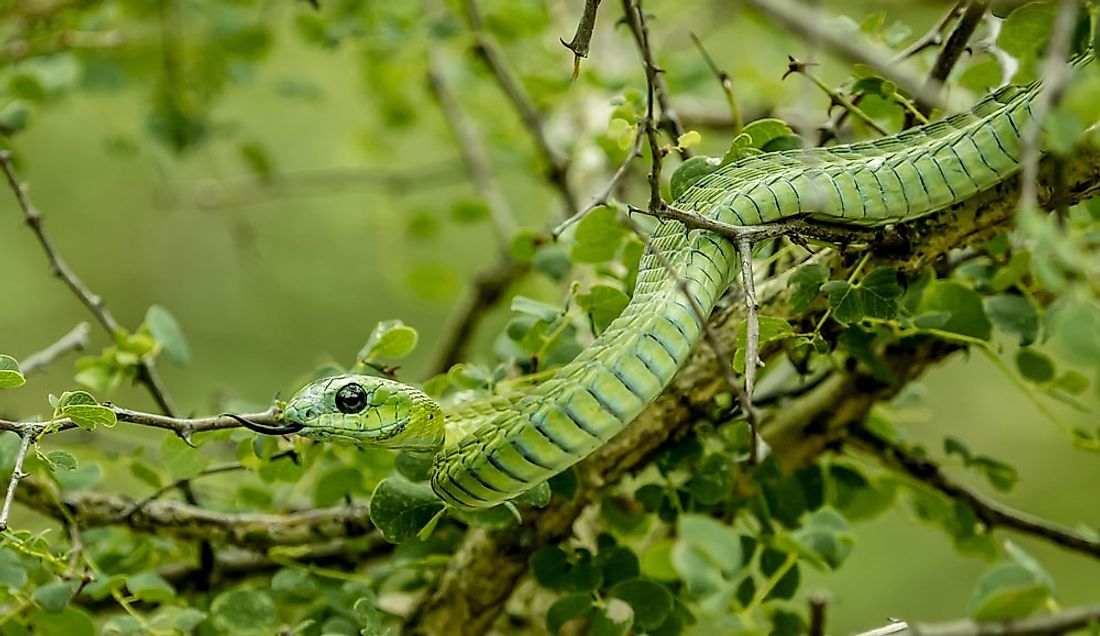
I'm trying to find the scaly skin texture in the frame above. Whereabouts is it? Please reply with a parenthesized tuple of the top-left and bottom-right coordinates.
(280, 62, 1077, 511)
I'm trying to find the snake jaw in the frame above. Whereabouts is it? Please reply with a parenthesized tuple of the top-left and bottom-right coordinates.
(222, 413, 305, 436)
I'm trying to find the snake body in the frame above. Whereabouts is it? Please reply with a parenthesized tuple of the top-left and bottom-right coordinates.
(276, 63, 1077, 511)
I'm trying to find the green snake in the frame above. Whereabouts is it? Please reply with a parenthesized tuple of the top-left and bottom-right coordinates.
(235, 57, 1087, 511)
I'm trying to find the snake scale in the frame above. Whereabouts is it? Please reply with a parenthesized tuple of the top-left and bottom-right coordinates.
(237, 55, 1089, 511)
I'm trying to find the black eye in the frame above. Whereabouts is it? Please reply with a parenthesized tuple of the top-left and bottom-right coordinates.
(335, 383, 368, 414)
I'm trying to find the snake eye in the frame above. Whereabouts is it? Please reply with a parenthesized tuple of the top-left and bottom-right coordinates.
(335, 383, 368, 414)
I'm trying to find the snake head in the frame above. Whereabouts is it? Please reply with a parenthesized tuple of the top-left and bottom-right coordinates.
(280, 374, 445, 453)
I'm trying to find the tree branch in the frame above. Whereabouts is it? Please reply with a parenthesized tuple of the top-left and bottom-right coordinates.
(18, 322, 90, 376)
(402, 145, 1100, 635)
(850, 426, 1100, 561)
(911, 0, 990, 123)
(909, 603, 1100, 636)
(560, 0, 602, 76)
(0, 151, 177, 416)
(621, 0, 690, 158)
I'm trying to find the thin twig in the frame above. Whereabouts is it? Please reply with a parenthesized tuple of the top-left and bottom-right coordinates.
(1018, 0, 1076, 216)
(808, 593, 828, 636)
(0, 407, 280, 440)
(552, 129, 646, 238)
(18, 322, 90, 376)
(690, 32, 742, 134)
(786, 57, 890, 137)
(893, 2, 965, 61)
(621, 0, 691, 159)
(561, 0, 603, 79)
(851, 426, 1100, 561)
(910, 0, 990, 124)
(426, 44, 517, 243)
(740, 0, 948, 113)
(0, 424, 41, 531)
(0, 152, 178, 416)
(908, 602, 1100, 636)
(460, 0, 577, 214)
(116, 450, 298, 520)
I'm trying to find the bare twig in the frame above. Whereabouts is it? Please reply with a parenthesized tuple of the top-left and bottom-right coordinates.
(910, 602, 1100, 636)
(621, 0, 691, 159)
(460, 0, 577, 214)
(691, 33, 742, 134)
(116, 450, 298, 520)
(426, 44, 517, 243)
(561, 0, 603, 78)
(808, 593, 828, 636)
(786, 57, 890, 136)
(0, 425, 40, 531)
(0, 407, 280, 439)
(910, 0, 990, 124)
(893, 2, 964, 61)
(552, 129, 645, 238)
(0, 152, 178, 416)
(851, 426, 1100, 561)
(18, 322, 90, 376)
(739, 0, 948, 113)
(1018, 0, 1076, 216)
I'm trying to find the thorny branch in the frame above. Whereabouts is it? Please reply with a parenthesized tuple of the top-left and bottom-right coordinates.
(621, 0, 691, 159)
(560, 0, 602, 77)
(459, 0, 578, 215)
(691, 32, 743, 134)
(910, 0, 991, 124)
(0, 151, 177, 416)
(851, 426, 1100, 561)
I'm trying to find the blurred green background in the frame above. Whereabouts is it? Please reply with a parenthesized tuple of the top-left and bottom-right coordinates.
(2, 0, 1099, 631)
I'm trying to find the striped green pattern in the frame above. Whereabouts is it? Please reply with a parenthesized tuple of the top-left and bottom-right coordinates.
(278, 57, 1087, 511)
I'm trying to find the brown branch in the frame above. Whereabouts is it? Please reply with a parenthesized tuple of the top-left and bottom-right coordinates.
(560, 0, 603, 76)
(12, 474, 375, 548)
(850, 426, 1100, 561)
(691, 32, 742, 134)
(0, 407, 279, 439)
(0, 151, 178, 416)
(621, 0, 691, 159)
(18, 322, 90, 376)
(402, 145, 1100, 635)
(910, 0, 990, 124)
(459, 0, 577, 214)
(0, 426, 39, 531)
(740, 0, 948, 113)
(894, 2, 965, 61)
(426, 45, 516, 243)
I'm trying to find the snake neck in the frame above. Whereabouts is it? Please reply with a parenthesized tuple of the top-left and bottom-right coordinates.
(431, 222, 736, 509)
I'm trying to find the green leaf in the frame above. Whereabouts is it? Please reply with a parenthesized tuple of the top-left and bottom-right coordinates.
(145, 305, 191, 365)
(1052, 370, 1089, 395)
(916, 281, 992, 340)
(670, 156, 722, 200)
(822, 280, 863, 325)
(0, 354, 26, 388)
(545, 593, 593, 634)
(577, 285, 630, 333)
(788, 262, 828, 313)
(791, 507, 855, 569)
(572, 206, 628, 262)
(511, 296, 563, 322)
(450, 198, 490, 223)
(1016, 348, 1055, 383)
(997, 2, 1053, 58)
(984, 294, 1039, 346)
(358, 319, 419, 362)
(610, 579, 673, 631)
(590, 599, 634, 636)
(720, 133, 760, 166)
(859, 267, 903, 319)
(676, 130, 701, 148)
(210, 588, 276, 632)
(160, 434, 208, 481)
(741, 118, 796, 149)
(967, 562, 1051, 620)
(733, 315, 794, 373)
(126, 572, 175, 603)
(368, 477, 444, 543)
(0, 100, 32, 134)
(532, 546, 571, 590)
(0, 547, 27, 591)
(313, 466, 369, 506)
(44, 450, 77, 471)
(32, 580, 77, 613)
(58, 390, 117, 430)
(26, 606, 95, 636)
(129, 458, 164, 489)
(675, 513, 742, 583)
(271, 568, 319, 599)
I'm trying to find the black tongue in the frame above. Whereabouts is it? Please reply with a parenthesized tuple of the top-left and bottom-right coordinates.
(221, 413, 304, 435)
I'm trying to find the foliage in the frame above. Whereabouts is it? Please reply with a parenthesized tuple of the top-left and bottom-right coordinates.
(2, 1, 1100, 635)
